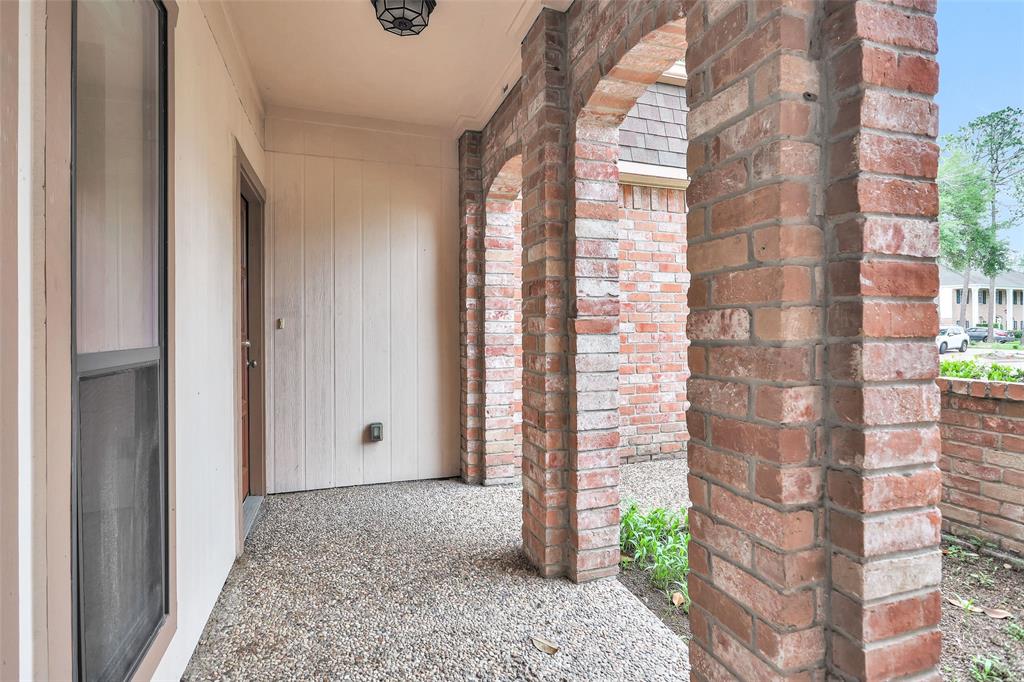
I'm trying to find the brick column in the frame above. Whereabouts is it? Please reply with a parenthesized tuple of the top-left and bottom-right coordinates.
(482, 179, 523, 485)
(823, 2, 943, 679)
(519, 8, 571, 577)
(458, 132, 485, 483)
(684, 1, 828, 678)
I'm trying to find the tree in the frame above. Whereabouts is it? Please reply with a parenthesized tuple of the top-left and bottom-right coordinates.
(945, 107, 1024, 339)
(938, 151, 993, 327)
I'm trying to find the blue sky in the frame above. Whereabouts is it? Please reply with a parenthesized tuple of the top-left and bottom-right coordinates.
(936, 0, 1024, 252)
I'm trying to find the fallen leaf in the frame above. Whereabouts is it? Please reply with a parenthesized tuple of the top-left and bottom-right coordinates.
(531, 636, 559, 655)
(671, 592, 685, 607)
(981, 607, 1014, 619)
(945, 596, 983, 613)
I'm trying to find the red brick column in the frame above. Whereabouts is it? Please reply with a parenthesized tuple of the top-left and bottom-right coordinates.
(567, 15, 690, 584)
(458, 131, 485, 483)
(519, 8, 571, 577)
(683, 1, 828, 678)
(482, 157, 523, 485)
(824, 3, 943, 678)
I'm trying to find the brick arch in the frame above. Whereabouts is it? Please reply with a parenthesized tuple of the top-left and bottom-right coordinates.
(463, 1, 944, 678)
(564, 16, 689, 584)
(480, 155, 524, 485)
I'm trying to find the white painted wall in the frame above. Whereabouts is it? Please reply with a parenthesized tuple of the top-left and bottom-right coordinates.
(151, 2, 266, 677)
(264, 113, 460, 493)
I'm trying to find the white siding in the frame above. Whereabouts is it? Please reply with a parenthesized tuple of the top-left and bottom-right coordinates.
(265, 114, 460, 492)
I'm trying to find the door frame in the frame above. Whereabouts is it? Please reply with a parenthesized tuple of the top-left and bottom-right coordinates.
(234, 141, 267, 553)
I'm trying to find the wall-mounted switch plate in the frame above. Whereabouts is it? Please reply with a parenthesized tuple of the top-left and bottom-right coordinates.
(369, 422, 384, 442)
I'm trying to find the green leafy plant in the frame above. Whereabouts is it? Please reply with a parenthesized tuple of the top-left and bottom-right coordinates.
(1006, 622, 1024, 642)
(947, 544, 979, 562)
(970, 655, 1012, 681)
(940, 359, 1024, 383)
(971, 571, 996, 588)
(963, 597, 977, 613)
(620, 502, 691, 611)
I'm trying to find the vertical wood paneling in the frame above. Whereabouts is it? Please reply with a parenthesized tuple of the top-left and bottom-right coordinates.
(440, 168, 462, 476)
(390, 165, 419, 481)
(264, 153, 277, 492)
(333, 159, 364, 486)
(361, 162, 392, 484)
(415, 167, 443, 479)
(302, 156, 334, 489)
(266, 126, 459, 491)
(271, 153, 305, 492)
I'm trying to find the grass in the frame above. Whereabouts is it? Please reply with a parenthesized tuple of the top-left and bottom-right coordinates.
(970, 655, 1012, 681)
(940, 358, 1024, 383)
(620, 502, 691, 611)
(1007, 622, 1024, 642)
(970, 341, 1023, 350)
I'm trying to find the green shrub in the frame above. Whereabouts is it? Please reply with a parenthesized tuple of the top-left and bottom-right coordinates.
(620, 502, 691, 610)
(940, 359, 1024, 383)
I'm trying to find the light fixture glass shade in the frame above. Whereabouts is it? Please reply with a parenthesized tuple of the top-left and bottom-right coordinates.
(371, 0, 437, 36)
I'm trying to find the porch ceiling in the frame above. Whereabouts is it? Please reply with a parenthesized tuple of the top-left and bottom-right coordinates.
(222, 0, 572, 133)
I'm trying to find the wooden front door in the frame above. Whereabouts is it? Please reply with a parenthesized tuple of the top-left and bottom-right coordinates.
(240, 193, 251, 500)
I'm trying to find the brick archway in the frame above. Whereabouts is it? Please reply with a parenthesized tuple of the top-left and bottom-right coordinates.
(461, 1, 943, 679)
(481, 156, 524, 485)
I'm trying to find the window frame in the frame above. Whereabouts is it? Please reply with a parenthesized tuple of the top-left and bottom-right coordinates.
(59, 2, 178, 675)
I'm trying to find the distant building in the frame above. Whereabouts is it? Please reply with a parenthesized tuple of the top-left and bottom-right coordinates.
(939, 264, 1024, 329)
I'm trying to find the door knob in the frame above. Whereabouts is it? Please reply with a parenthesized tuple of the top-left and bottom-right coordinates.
(247, 360, 258, 368)
(242, 340, 251, 348)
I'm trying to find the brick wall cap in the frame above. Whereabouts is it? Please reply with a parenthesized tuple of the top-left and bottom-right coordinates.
(936, 377, 1024, 402)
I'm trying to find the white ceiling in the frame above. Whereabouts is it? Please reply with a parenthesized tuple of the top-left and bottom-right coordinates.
(223, 0, 572, 135)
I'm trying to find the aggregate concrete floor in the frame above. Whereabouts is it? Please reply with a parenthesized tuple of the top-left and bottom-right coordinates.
(184, 459, 691, 681)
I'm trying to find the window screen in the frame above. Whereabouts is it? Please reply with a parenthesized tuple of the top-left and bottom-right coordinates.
(72, 1, 168, 680)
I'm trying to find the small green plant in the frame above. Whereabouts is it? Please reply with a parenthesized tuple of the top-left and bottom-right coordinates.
(947, 544, 979, 562)
(940, 359, 1024, 383)
(1007, 622, 1024, 642)
(962, 597, 977, 613)
(970, 655, 1012, 681)
(620, 502, 691, 611)
(971, 571, 996, 588)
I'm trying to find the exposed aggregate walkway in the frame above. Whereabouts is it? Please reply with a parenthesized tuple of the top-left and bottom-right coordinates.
(184, 460, 690, 681)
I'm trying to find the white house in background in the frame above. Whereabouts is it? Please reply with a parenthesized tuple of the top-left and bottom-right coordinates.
(939, 263, 1024, 329)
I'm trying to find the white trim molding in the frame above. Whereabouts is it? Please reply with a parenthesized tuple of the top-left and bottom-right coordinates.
(657, 60, 687, 87)
(617, 160, 689, 190)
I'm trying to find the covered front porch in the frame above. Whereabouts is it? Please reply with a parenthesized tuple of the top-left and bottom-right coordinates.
(0, 0, 946, 680)
(184, 462, 691, 680)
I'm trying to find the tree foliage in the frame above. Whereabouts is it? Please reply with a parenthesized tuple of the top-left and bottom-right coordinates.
(940, 107, 1024, 336)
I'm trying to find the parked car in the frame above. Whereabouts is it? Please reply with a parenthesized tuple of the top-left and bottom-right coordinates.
(967, 327, 1015, 343)
(937, 326, 970, 354)
(966, 327, 990, 342)
(993, 329, 1015, 343)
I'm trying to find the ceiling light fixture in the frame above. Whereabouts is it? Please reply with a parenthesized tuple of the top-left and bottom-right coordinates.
(371, 0, 437, 37)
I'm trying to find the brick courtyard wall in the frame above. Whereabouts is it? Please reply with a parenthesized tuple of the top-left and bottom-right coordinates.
(938, 378, 1024, 556)
(618, 183, 688, 464)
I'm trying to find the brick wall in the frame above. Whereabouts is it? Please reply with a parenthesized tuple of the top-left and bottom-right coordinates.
(618, 183, 688, 464)
(939, 378, 1024, 555)
(619, 83, 688, 169)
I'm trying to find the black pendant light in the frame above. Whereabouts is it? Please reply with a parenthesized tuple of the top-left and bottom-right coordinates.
(371, 0, 437, 37)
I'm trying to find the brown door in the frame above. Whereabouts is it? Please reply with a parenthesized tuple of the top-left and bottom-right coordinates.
(240, 193, 251, 500)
